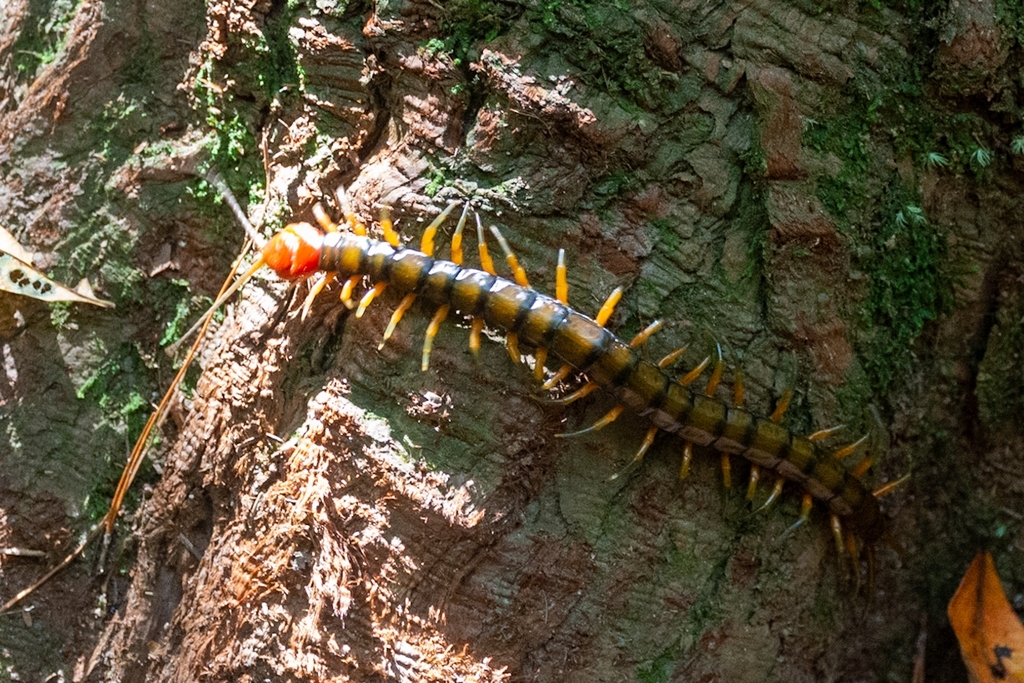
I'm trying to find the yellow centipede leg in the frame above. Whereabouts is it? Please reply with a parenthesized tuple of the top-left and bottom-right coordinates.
(506, 332, 521, 363)
(830, 514, 846, 560)
(547, 382, 599, 406)
(335, 186, 367, 236)
(556, 404, 623, 438)
(489, 225, 530, 288)
(313, 202, 339, 232)
(533, 347, 548, 380)
(420, 200, 460, 257)
(422, 305, 450, 371)
(380, 207, 401, 247)
(658, 346, 687, 369)
(340, 275, 361, 308)
(807, 424, 845, 441)
(468, 317, 484, 357)
(679, 441, 694, 479)
(607, 425, 659, 482)
(770, 389, 794, 422)
(355, 281, 387, 319)
(849, 455, 874, 480)
(535, 248, 567, 380)
(379, 293, 417, 350)
(541, 365, 573, 390)
(706, 346, 731, 488)
(832, 434, 869, 460)
(679, 355, 712, 386)
(628, 320, 663, 348)
(450, 203, 471, 265)
(781, 493, 814, 538)
(872, 473, 911, 498)
(301, 272, 336, 320)
(556, 248, 568, 304)
(475, 212, 496, 276)
(753, 476, 786, 513)
(595, 286, 623, 327)
(720, 452, 733, 489)
(745, 464, 761, 501)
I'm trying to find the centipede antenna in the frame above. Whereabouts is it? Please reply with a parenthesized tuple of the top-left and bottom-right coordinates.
(166, 254, 267, 356)
(312, 203, 339, 233)
(533, 347, 548, 380)
(679, 355, 712, 386)
(832, 434, 869, 460)
(339, 275, 361, 308)
(753, 476, 786, 512)
(420, 200, 459, 257)
(808, 424, 846, 441)
(556, 248, 568, 304)
(379, 207, 401, 248)
(658, 346, 687, 369)
(468, 317, 484, 357)
(780, 493, 814, 539)
(770, 389, 794, 422)
(450, 203, 470, 266)
(380, 293, 417, 349)
(117, 239, 258, 535)
(422, 305, 450, 371)
(335, 185, 367, 236)
(545, 381, 599, 405)
(595, 287, 623, 326)
(355, 281, 387, 318)
(555, 404, 623, 438)
(206, 170, 265, 248)
(475, 213, 496, 275)
(607, 425, 659, 482)
(301, 272, 336, 320)
(487, 224, 530, 287)
(679, 441, 694, 479)
(628, 320, 663, 348)
(872, 473, 911, 498)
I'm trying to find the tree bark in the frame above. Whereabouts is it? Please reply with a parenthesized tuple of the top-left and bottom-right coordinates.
(1, 0, 1023, 681)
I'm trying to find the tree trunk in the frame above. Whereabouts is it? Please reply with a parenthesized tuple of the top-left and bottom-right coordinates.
(2, 0, 1023, 681)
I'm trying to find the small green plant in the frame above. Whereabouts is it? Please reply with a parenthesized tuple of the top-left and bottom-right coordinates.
(970, 146, 992, 169)
(894, 204, 926, 229)
(923, 151, 948, 168)
(1011, 136, 1024, 155)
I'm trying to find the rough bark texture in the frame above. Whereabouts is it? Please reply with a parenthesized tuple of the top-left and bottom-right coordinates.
(2, 0, 1023, 681)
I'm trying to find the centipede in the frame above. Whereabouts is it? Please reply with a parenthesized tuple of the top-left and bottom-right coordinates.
(99, 182, 906, 593)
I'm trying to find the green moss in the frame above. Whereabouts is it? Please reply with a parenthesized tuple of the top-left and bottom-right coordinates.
(437, 0, 680, 111)
(10, 0, 82, 85)
(803, 111, 871, 222)
(636, 645, 678, 683)
(858, 184, 950, 394)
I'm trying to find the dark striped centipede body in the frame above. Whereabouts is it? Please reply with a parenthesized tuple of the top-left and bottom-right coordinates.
(260, 195, 902, 564)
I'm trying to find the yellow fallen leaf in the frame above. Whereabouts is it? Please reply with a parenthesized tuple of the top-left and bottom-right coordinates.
(949, 552, 1024, 683)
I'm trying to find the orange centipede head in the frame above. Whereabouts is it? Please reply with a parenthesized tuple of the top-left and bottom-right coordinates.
(263, 222, 323, 280)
